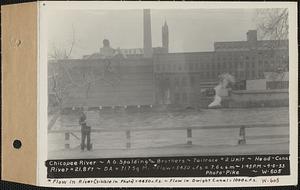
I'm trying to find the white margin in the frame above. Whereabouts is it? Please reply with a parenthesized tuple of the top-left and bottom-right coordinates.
(37, 1, 298, 187)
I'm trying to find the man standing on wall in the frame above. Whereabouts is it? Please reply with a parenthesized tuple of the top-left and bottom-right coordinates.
(79, 111, 92, 151)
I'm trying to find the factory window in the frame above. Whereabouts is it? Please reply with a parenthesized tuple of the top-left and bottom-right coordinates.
(156, 64, 160, 72)
(235, 71, 239, 78)
(161, 64, 165, 72)
(258, 60, 263, 68)
(175, 77, 179, 86)
(233, 61, 237, 68)
(167, 64, 171, 71)
(223, 62, 226, 70)
(178, 65, 182, 71)
(191, 76, 195, 85)
(204, 72, 208, 79)
(236, 61, 240, 69)
(240, 62, 244, 68)
(194, 63, 198, 70)
(175, 93, 180, 102)
(228, 62, 232, 70)
(182, 93, 187, 103)
(212, 63, 215, 70)
(252, 70, 256, 78)
(249, 70, 252, 78)
(259, 71, 264, 78)
(182, 77, 187, 86)
(190, 63, 194, 70)
(165, 77, 170, 87)
(240, 71, 244, 79)
(264, 61, 269, 70)
(211, 71, 215, 78)
(184, 64, 188, 71)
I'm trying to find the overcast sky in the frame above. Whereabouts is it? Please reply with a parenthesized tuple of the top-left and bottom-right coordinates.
(48, 9, 258, 58)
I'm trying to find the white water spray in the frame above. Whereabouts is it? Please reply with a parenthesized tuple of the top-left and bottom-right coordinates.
(208, 73, 235, 108)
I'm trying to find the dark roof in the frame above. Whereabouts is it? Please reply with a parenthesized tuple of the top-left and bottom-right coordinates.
(214, 40, 288, 50)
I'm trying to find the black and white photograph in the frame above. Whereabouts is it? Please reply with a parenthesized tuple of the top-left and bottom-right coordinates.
(1, 1, 298, 188)
(47, 7, 290, 159)
(39, 2, 298, 186)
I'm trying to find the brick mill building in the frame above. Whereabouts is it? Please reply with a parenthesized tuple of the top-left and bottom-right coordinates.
(48, 9, 288, 109)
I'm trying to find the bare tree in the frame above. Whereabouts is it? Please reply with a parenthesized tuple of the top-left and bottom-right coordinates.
(48, 25, 126, 129)
(48, 24, 81, 129)
(48, 24, 76, 108)
(255, 8, 289, 73)
(255, 8, 288, 41)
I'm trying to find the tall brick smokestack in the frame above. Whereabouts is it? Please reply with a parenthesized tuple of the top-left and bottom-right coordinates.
(143, 9, 153, 58)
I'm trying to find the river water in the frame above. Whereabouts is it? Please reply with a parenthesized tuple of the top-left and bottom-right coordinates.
(49, 107, 289, 152)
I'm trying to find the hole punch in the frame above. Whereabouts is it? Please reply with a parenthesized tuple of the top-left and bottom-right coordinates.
(13, 139, 22, 149)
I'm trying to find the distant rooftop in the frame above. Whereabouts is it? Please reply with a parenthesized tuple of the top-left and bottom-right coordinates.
(214, 40, 288, 52)
(214, 30, 288, 52)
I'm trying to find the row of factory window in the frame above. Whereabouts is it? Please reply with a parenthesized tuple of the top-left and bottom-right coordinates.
(154, 60, 279, 73)
(160, 53, 287, 63)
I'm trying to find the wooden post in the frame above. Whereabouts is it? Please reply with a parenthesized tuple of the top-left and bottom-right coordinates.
(187, 128, 192, 145)
(65, 132, 70, 149)
(126, 130, 131, 149)
(238, 126, 246, 145)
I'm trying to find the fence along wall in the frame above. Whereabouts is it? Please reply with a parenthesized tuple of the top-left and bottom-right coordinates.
(48, 57, 154, 108)
(48, 122, 289, 150)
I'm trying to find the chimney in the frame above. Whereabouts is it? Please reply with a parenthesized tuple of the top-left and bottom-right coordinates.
(143, 9, 153, 58)
(162, 21, 169, 53)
